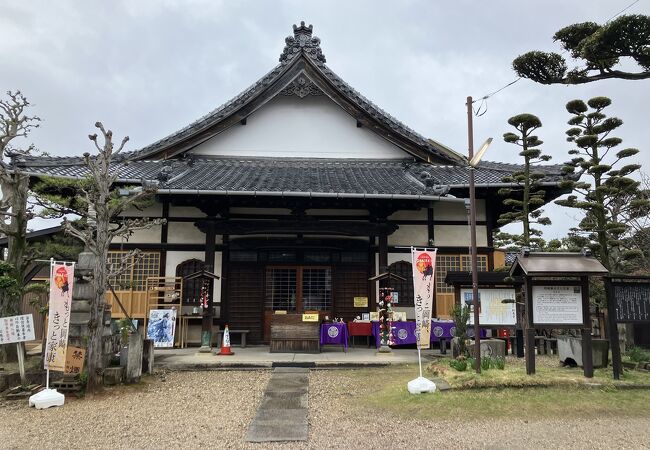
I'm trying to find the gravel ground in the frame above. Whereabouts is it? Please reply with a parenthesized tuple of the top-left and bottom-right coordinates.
(1, 369, 649, 449)
(0, 370, 270, 449)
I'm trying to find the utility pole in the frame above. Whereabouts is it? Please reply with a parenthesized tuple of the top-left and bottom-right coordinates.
(466, 95, 481, 373)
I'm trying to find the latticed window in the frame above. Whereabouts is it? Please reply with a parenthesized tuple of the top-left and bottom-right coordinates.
(265, 266, 331, 312)
(302, 268, 332, 311)
(108, 251, 161, 290)
(436, 254, 488, 294)
(388, 261, 414, 306)
(176, 259, 206, 304)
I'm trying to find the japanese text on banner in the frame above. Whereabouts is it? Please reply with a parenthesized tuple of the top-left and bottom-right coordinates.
(411, 248, 437, 349)
(44, 262, 74, 372)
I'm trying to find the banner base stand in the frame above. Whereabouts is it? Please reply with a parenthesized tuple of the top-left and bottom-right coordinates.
(29, 388, 65, 409)
(407, 376, 436, 394)
(376, 345, 392, 355)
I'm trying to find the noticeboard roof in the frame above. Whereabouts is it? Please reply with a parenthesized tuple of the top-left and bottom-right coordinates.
(444, 271, 523, 286)
(510, 252, 608, 277)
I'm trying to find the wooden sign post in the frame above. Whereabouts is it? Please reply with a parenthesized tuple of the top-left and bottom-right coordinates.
(0, 314, 36, 386)
(510, 251, 608, 378)
(605, 276, 650, 380)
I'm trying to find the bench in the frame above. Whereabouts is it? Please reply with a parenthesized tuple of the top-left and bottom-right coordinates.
(216, 329, 250, 348)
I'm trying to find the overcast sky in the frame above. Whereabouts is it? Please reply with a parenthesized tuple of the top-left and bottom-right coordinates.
(1, 0, 648, 239)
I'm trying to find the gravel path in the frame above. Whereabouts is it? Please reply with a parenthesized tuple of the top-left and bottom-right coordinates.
(1, 370, 648, 449)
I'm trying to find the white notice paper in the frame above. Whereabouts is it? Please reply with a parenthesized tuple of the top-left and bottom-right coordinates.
(532, 285, 583, 325)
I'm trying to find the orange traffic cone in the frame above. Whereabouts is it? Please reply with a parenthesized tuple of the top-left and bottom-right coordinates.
(218, 324, 234, 356)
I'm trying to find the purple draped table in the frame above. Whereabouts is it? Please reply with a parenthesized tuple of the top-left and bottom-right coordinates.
(320, 323, 349, 351)
(371, 320, 485, 348)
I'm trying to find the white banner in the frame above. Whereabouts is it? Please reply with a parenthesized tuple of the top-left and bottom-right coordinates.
(45, 261, 75, 372)
(411, 248, 437, 349)
(0, 314, 36, 344)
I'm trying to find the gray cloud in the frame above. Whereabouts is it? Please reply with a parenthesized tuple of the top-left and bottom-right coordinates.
(2, 0, 648, 239)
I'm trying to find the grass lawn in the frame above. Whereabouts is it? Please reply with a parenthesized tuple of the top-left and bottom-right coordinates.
(426, 355, 650, 389)
(333, 358, 650, 420)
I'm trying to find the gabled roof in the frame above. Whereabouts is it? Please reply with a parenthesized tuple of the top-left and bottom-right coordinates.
(126, 22, 465, 165)
(510, 252, 608, 277)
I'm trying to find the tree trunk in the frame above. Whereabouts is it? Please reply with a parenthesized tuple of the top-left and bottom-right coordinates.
(0, 173, 29, 363)
(85, 251, 107, 392)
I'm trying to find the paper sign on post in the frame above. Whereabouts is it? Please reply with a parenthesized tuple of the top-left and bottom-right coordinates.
(0, 314, 36, 344)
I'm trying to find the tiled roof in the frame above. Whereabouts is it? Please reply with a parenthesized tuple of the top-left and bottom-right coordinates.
(125, 23, 464, 164)
(12, 155, 568, 197)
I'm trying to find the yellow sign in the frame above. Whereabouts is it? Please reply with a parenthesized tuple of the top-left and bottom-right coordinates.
(354, 296, 368, 308)
(274, 310, 288, 315)
(302, 313, 319, 322)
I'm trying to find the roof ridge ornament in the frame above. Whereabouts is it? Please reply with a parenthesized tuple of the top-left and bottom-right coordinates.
(279, 21, 326, 65)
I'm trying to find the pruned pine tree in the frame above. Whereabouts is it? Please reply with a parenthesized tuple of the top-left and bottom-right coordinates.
(34, 122, 164, 392)
(497, 114, 552, 250)
(513, 15, 650, 85)
(556, 97, 649, 273)
(0, 91, 40, 362)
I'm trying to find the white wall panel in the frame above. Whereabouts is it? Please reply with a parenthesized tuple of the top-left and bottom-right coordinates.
(189, 95, 409, 159)
(388, 224, 428, 246)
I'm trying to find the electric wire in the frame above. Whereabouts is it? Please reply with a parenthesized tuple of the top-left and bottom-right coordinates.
(471, 0, 642, 114)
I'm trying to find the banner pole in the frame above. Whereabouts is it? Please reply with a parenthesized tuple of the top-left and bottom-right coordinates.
(46, 257, 54, 390)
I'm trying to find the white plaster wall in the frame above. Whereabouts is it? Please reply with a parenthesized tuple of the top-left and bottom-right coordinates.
(111, 225, 162, 244)
(167, 222, 207, 244)
(388, 209, 427, 221)
(121, 203, 162, 218)
(388, 253, 411, 266)
(165, 250, 222, 305)
(373, 253, 415, 320)
(169, 206, 206, 218)
(307, 209, 368, 216)
(433, 199, 485, 221)
(388, 224, 429, 246)
(230, 207, 292, 215)
(434, 224, 488, 247)
(189, 95, 409, 159)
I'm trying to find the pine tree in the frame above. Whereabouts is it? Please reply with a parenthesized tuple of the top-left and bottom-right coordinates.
(496, 114, 552, 250)
(513, 15, 650, 85)
(556, 96, 649, 272)
(0, 91, 40, 362)
(33, 122, 164, 392)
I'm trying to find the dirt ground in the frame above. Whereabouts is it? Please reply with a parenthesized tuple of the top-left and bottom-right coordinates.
(0, 369, 648, 449)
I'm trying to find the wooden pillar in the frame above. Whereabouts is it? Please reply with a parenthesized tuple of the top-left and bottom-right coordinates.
(369, 236, 376, 311)
(524, 277, 535, 374)
(581, 276, 594, 378)
(220, 235, 230, 325)
(605, 277, 622, 379)
(159, 200, 169, 277)
(200, 220, 216, 351)
(378, 232, 388, 274)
